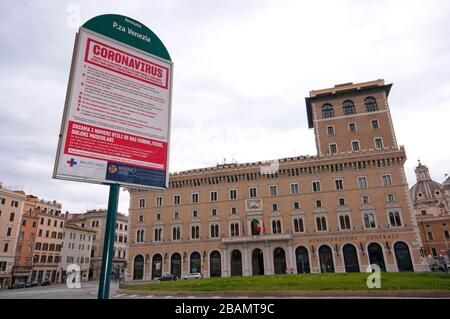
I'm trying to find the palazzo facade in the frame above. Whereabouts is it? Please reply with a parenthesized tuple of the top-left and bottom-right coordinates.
(126, 79, 427, 281)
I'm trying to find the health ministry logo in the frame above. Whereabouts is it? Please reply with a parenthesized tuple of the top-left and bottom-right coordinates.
(66, 158, 77, 168)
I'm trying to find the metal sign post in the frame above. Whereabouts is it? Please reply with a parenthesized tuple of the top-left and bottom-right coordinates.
(98, 183, 120, 299)
(53, 14, 173, 299)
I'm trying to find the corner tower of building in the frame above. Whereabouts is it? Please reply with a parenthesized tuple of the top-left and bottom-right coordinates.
(305, 80, 397, 157)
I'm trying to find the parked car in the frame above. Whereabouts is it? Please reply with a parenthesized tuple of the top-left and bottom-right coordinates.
(25, 281, 39, 288)
(181, 272, 203, 280)
(9, 282, 26, 289)
(158, 274, 178, 281)
(41, 279, 51, 286)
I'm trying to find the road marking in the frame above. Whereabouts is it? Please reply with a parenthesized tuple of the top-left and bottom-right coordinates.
(114, 294, 126, 298)
(145, 295, 154, 298)
(128, 295, 138, 298)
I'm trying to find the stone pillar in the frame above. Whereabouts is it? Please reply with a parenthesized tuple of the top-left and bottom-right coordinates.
(287, 243, 295, 273)
(243, 244, 249, 276)
(223, 247, 229, 277)
(264, 243, 273, 275)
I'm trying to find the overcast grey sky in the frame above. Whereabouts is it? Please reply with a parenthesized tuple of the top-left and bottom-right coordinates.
(0, 0, 449, 215)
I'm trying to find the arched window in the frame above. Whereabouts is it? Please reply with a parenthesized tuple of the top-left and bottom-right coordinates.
(190, 251, 201, 273)
(231, 224, 235, 236)
(133, 255, 144, 280)
(321, 104, 334, 118)
(394, 241, 414, 272)
(295, 246, 310, 273)
(210, 251, 222, 277)
(364, 97, 378, 112)
(342, 100, 356, 115)
(230, 249, 242, 276)
(319, 245, 334, 273)
(151, 254, 162, 279)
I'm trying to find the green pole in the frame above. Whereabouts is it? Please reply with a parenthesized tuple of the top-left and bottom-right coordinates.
(98, 183, 120, 299)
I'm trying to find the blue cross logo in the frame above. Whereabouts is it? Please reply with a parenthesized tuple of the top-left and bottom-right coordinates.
(67, 158, 77, 167)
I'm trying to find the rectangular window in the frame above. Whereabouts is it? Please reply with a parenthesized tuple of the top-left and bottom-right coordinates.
(210, 191, 218, 202)
(351, 140, 360, 151)
(173, 194, 181, 205)
(269, 185, 278, 196)
(339, 215, 351, 230)
(172, 227, 181, 240)
(444, 230, 449, 239)
(231, 207, 237, 215)
(156, 196, 163, 207)
(316, 217, 327, 231)
(19, 232, 24, 240)
(362, 195, 370, 205)
(11, 200, 18, 207)
(47, 219, 51, 226)
(382, 174, 392, 186)
(293, 218, 304, 233)
(156, 213, 161, 220)
(348, 123, 356, 132)
(363, 213, 376, 228)
(371, 119, 379, 129)
(374, 138, 384, 150)
(329, 143, 338, 154)
(192, 193, 199, 203)
(315, 199, 322, 208)
(338, 198, 346, 206)
(427, 231, 433, 240)
(293, 201, 300, 210)
(0, 197, 5, 205)
(357, 176, 368, 188)
(3, 243, 9, 253)
(272, 203, 278, 211)
(326, 126, 335, 135)
(211, 208, 217, 217)
(9, 212, 15, 222)
(138, 198, 146, 208)
(312, 181, 321, 192)
(174, 212, 179, 219)
(6, 227, 12, 236)
(290, 183, 299, 194)
(432, 248, 437, 256)
(334, 179, 344, 190)
(229, 189, 237, 200)
(249, 187, 257, 198)
(192, 210, 198, 218)
(387, 193, 395, 203)
(389, 211, 402, 227)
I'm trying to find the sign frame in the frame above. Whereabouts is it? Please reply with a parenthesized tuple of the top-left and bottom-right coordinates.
(53, 21, 173, 190)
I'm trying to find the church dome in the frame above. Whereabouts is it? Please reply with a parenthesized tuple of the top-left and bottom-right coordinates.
(409, 162, 444, 202)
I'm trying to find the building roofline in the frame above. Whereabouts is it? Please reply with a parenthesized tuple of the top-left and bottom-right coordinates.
(305, 81, 393, 128)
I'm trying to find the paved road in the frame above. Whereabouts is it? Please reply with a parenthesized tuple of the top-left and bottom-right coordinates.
(2, 282, 449, 299)
(0, 281, 121, 299)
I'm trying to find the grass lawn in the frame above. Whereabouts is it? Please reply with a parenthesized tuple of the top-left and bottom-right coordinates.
(121, 272, 450, 292)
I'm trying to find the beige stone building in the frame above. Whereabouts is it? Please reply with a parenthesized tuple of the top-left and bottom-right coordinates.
(410, 162, 450, 266)
(129, 80, 427, 280)
(29, 196, 66, 283)
(0, 183, 26, 288)
(70, 209, 128, 279)
(59, 223, 95, 282)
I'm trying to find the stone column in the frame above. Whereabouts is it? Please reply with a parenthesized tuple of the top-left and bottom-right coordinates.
(223, 247, 229, 277)
(243, 244, 249, 276)
(264, 243, 273, 275)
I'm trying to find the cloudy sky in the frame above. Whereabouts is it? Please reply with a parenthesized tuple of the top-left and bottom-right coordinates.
(0, 0, 449, 215)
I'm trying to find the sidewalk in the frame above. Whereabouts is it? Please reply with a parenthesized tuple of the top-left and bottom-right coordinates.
(117, 289, 450, 298)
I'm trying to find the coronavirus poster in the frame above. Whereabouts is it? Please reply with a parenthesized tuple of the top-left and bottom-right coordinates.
(53, 18, 172, 189)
